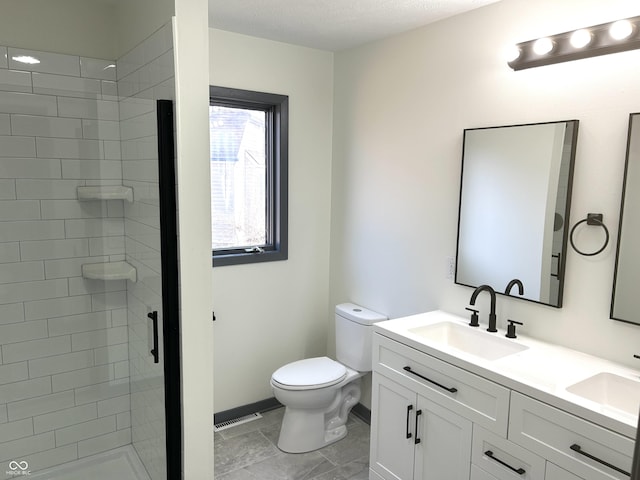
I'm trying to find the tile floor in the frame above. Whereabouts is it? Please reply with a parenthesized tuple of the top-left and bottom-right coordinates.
(214, 408, 370, 479)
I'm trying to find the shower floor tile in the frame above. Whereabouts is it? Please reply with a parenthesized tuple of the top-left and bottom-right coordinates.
(28, 445, 150, 480)
(215, 407, 370, 480)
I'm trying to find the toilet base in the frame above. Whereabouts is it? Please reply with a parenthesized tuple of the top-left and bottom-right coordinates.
(276, 379, 361, 454)
(277, 408, 348, 453)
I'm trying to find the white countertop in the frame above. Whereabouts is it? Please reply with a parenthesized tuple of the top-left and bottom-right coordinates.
(374, 310, 640, 439)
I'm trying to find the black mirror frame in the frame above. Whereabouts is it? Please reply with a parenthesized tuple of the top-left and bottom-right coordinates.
(455, 120, 580, 308)
(610, 112, 640, 324)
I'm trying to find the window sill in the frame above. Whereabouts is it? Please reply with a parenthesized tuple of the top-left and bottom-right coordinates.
(212, 249, 287, 267)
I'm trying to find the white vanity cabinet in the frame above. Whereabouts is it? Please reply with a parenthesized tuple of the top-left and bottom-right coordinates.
(509, 392, 634, 480)
(471, 425, 545, 480)
(373, 332, 511, 435)
(370, 333, 508, 480)
(370, 373, 472, 480)
(545, 463, 585, 480)
(471, 464, 502, 480)
(369, 330, 637, 480)
(470, 460, 585, 480)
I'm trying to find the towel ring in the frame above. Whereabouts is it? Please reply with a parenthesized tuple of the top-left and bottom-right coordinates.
(569, 213, 609, 257)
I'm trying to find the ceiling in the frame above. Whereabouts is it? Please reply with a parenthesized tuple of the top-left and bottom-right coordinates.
(208, 0, 501, 52)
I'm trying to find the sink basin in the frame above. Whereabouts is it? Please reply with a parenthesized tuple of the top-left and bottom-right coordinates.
(408, 321, 529, 361)
(566, 372, 640, 417)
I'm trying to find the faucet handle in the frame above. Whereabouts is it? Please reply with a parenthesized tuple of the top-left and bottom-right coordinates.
(506, 319, 523, 339)
(465, 307, 480, 327)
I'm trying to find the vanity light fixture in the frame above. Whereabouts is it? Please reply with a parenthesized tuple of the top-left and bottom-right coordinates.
(508, 15, 640, 70)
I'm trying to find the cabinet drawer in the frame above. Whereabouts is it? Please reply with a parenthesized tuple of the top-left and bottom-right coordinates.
(509, 392, 633, 480)
(545, 463, 584, 480)
(373, 333, 510, 435)
(472, 464, 500, 480)
(472, 425, 545, 480)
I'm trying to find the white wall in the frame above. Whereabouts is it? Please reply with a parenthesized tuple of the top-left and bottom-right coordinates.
(209, 29, 334, 412)
(115, 0, 174, 59)
(0, 0, 175, 68)
(174, 0, 214, 477)
(0, 0, 117, 59)
(331, 0, 640, 408)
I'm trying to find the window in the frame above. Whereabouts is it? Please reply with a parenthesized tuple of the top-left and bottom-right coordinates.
(209, 86, 288, 266)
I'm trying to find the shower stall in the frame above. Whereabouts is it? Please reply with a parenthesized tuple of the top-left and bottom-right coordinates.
(0, 6, 181, 480)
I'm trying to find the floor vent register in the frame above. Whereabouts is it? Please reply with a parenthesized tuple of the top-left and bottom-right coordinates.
(214, 412, 263, 432)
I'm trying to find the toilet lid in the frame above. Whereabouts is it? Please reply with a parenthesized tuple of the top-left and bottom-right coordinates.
(272, 357, 347, 390)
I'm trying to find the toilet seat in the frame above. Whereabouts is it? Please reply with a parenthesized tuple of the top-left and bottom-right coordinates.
(272, 357, 347, 391)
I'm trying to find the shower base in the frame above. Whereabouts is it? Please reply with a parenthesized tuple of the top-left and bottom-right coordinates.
(28, 446, 151, 480)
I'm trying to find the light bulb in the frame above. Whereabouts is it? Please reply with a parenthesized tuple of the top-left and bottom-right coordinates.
(570, 29, 592, 48)
(533, 37, 554, 55)
(506, 45, 521, 62)
(610, 20, 633, 40)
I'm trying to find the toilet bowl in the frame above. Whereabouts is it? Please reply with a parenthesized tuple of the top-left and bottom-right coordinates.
(271, 304, 387, 453)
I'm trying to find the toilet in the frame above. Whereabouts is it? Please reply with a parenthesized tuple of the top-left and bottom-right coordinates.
(270, 303, 387, 453)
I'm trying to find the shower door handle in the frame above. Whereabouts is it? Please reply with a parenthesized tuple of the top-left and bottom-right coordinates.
(148, 311, 159, 364)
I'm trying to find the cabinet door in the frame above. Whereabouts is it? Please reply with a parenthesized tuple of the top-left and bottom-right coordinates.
(414, 395, 472, 480)
(370, 373, 417, 480)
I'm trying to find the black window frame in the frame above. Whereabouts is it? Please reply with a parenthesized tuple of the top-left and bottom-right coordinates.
(209, 86, 288, 267)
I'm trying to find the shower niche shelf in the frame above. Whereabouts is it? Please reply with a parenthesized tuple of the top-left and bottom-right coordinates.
(82, 261, 137, 282)
(77, 185, 134, 202)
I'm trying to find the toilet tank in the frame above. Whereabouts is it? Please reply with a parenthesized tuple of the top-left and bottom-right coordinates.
(335, 303, 387, 371)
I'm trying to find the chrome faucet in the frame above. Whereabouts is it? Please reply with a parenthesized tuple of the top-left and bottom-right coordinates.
(469, 285, 497, 332)
(505, 279, 524, 296)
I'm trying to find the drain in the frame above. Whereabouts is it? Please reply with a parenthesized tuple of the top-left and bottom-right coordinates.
(214, 412, 263, 432)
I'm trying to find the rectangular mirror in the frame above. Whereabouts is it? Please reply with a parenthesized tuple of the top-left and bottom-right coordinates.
(611, 113, 640, 324)
(456, 120, 579, 307)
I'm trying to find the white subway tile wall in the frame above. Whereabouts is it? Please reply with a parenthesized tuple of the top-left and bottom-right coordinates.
(0, 91, 58, 116)
(0, 21, 174, 479)
(0, 116, 10, 135)
(118, 21, 174, 480)
(7, 49, 81, 76)
(0, 70, 34, 94)
(32, 73, 103, 99)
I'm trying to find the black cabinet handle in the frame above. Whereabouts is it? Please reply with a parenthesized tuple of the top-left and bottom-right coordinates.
(405, 405, 413, 439)
(148, 311, 159, 364)
(403, 366, 458, 393)
(414, 409, 422, 445)
(570, 444, 630, 477)
(485, 450, 526, 475)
